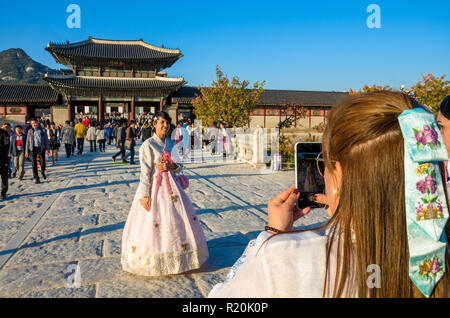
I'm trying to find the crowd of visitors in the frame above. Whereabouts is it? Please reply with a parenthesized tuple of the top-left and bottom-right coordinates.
(0, 112, 235, 200)
(0, 112, 163, 200)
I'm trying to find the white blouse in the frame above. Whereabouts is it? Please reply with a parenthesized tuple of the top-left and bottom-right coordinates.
(95, 129, 105, 140)
(137, 134, 182, 199)
(208, 229, 342, 298)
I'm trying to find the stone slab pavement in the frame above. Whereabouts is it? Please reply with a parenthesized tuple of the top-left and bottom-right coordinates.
(0, 141, 328, 298)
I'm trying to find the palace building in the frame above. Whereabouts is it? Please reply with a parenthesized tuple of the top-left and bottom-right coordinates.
(0, 37, 348, 129)
(43, 37, 186, 123)
(169, 86, 347, 129)
(0, 83, 62, 123)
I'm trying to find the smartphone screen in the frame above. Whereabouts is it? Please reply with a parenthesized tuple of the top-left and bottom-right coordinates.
(295, 142, 325, 209)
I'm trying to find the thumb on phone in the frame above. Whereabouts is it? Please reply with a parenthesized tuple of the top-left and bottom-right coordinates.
(285, 189, 300, 207)
(272, 185, 296, 204)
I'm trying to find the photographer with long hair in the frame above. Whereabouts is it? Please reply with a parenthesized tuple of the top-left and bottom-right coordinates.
(209, 92, 450, 298)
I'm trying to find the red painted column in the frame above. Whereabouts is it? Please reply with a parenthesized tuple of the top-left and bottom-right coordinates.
(279, 106, 281, 126)
(68, 98, 75, 122)
(130, 96, 136, 121)
(263, 105, 266, 128)
(309, 107, 312, 130)
(294, 105, 297, 128)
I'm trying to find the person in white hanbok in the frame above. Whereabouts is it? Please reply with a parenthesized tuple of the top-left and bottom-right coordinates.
(209, 92, 450, 298)
(121, 111, 208, 276)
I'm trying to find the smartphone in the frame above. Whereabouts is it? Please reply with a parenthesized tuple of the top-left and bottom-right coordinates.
(295, 142, 325, 209)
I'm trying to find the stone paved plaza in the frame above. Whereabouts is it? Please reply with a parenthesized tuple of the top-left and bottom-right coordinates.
(0, 141, 328, 297)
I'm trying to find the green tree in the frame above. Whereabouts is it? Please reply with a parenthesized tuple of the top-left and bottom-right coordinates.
(408, 74, 450, 116)
(192, 65, 265, 127)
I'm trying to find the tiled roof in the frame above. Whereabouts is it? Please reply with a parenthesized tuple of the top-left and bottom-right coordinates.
(169, 86, 348, 106)
(0, 83, 59, 103)
(43, 74, 186, 91)
(258, 89, 348, 105)
(46, 37, 182, 62)
(170, 86, 202, 103)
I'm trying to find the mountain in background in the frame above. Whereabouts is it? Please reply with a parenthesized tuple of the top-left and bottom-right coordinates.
(0, 48, 59, 84)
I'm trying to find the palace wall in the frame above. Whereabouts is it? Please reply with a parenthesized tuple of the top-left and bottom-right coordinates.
(53, 105, 69, 126)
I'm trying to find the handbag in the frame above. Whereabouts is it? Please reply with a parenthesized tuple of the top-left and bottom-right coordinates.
(125, 139, 132, 150)
(176, 174, 189, 189)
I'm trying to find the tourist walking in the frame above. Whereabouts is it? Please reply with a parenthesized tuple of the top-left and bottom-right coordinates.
(121, 111, 208, 276)
(75, 118, 86, 155)
(209, 122, 218, 155)
(96, 124, 106, 152)
(2, 123, 15, 178)
(105, 124, 113, 145)
(125, 120, 137, 164)
(174, 123, 182, 153)
(140, 120, 152, 142)
(70, 122, 76, 156)
(218, 123, 231, 158)
(112, 122, 119, 145)
(202, 125, 210, 150)
(0, 126, 10, 199)
(181, 121, 190, 158)
(47, 122, 60, 165)
(9, 125, 25, 180)
(82, 116, 90, 127)
(86, 122, 97, 152)
(112, 120, 128, 163)
(60, 120, 75, 159)
(25, 119, 49, 184)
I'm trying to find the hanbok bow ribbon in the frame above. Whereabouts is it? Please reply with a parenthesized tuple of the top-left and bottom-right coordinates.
(398, 107, 449, 297)
(156, 152, 175, 197)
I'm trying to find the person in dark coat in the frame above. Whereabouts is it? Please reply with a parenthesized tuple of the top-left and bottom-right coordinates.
(140, 120, 152, 142)
(0, 127, 10, 199)
(125, 120, 137, 164)
(25, 119, 49, 184)
(112, 120, 128, 163)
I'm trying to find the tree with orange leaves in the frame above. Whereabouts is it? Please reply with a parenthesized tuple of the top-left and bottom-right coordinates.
(349, 74, 449, 117)
(348, 84, 392, 95)
(408, 74, 450, 116)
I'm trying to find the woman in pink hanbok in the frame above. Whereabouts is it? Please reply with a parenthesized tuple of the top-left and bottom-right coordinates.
(121, 111, 209, 276)
(217, 123, 231, 156)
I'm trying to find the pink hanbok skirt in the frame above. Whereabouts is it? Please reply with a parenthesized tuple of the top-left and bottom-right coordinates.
(121, 171, 209, 276)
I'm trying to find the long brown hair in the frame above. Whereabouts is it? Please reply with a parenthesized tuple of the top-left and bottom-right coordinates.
(269, 92, 450, 297)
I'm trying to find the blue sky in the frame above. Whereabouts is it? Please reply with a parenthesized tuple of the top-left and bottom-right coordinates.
(0, 0, 449, 91)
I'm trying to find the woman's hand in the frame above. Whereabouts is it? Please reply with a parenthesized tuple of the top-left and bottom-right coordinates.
(267, 185, 311, 233)
(312, 193, 332, 216)
(156, 162, 178, 171)
(140, 197, 151, 212)
(156, 162, 169, 171)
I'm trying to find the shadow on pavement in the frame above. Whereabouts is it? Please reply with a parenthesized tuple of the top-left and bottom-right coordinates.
(0, 222, 125, 256)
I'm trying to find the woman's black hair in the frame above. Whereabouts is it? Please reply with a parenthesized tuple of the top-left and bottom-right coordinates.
(440, 95, 450, 120)
(152, 111, 171, 124)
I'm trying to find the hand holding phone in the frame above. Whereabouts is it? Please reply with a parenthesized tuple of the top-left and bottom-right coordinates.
(267, 185, 311, 232)
(295, 142, 325, 209)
